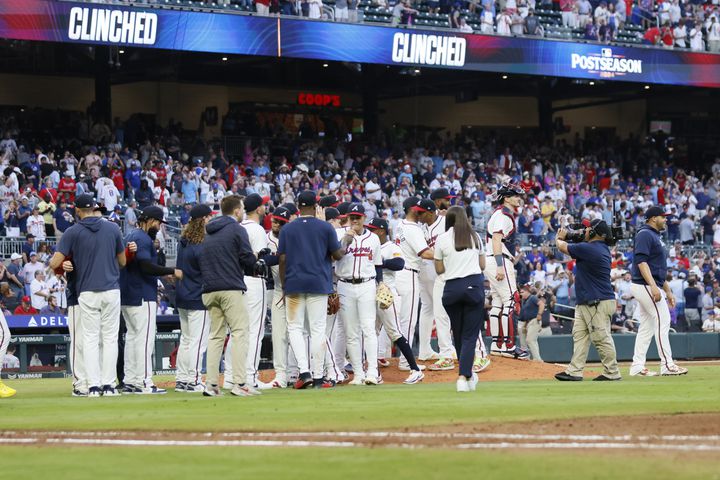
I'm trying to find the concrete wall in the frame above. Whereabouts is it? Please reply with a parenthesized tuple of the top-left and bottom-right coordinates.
(552, 97, 647, 140)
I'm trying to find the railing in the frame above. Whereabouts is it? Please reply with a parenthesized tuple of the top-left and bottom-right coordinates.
(0, 236, 178, 260)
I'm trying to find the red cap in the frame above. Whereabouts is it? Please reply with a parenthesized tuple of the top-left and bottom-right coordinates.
(22, 295, 31, 303)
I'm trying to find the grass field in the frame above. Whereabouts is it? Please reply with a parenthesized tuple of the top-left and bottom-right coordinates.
(2, 366, 719, 480)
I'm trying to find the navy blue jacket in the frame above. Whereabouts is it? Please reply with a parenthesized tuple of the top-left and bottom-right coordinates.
(631, 224, 667, 287)
(199, 216, 255, 294)
(176, 238, 205, 310)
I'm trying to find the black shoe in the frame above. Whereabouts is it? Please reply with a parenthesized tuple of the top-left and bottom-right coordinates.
(593, 374, 621, 381)
(313, 378, 336, 389)
(554, 372, 583, 381)
(294, 372, 313, 390)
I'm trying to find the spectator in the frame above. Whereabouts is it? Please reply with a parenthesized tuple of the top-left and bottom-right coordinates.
(700, 208, 715, 245)
(2, 345, 20, 370)
(524, 9, 542, 35)
(40, 295, 62, 315)
(480, 3, 495, 33)
(708, 16, 720, 53)
(14, 295, 38, 315)
(458, 17, 474, 32)
(689, 21, 705, 51)
(576, 0, 592, 26)
(496, 7, 513, 35)
(30, 270, 49, 311)
(27, 206, 45, 240)
(683, 278, 702, 331)
(680, 214, 695, 245)
(702, 309, 720, 332)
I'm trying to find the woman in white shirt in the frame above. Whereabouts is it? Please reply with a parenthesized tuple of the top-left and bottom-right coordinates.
(434, 206, 486, 393)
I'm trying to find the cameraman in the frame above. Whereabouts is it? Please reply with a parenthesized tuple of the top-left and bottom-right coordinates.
(553, 219, 621, 381)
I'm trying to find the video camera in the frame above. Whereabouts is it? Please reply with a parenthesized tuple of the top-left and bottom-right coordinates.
(565, 222, 625, 246)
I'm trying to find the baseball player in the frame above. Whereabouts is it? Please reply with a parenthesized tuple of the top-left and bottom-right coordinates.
(367, 218, 424, 384)
(335, 203, 383, 385)
(0, 311, 15, 398)
(394, 197, 435, 371)
(485, 182, 530, 359)
(53, 254, 86, 396)
(330, 201, 352, 373)
(630, 207, 688, 376)
(225, 193, 271, 389)
(120, 205, 182, 394)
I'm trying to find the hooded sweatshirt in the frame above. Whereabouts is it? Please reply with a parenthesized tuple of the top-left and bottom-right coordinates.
(56, 216, 124, 294)
(631, 224, 667, 287)
(199, 215, 255, 293)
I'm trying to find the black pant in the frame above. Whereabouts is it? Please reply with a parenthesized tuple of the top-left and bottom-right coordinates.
(442, 274, 485, 379)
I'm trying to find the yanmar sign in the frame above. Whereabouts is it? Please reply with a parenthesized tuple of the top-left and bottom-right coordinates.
(570, 48, 642, 78)
(67, 6, 158, 45)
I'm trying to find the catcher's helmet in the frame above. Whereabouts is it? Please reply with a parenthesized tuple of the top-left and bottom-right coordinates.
(496, 181, 526, 200)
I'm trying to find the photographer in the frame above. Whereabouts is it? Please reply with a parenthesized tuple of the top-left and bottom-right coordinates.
(553, 219, 621, 381)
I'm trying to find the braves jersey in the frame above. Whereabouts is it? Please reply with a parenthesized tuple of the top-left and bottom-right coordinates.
(486, 206, 517, 257)
(380, 241, 404, 291)
(241, 220, 269, 255)
(395, 220, 430, 271)
(267, 231, 281, 288)
(335, 229, 382, 280)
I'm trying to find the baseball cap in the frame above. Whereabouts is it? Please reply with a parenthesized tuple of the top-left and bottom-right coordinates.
(325, 207, 340, 221)
(412, 199, 437, 213)
(297, 190, 317, 207)
(74, 194, 97, 209)
(346, 203, 366, 217)
(21, 295, 30, 303)
(244, 193, 269, 212)
(138, 205, 167, 224)
(319, 195, 340, 208)
(272, 206, 291, 223)
(402, 197, 419, 213)
(26, 233, 35, 239)
(190, 204, 213, 220)
(337, 202, 351, 217)
(281, 203, 298, 216)
(29, 251, 37, 257)
(430, 188, 456, 200)
(10, 253, 22, 261)
(644, 206, 669, 220)
(367, 217, 388, 231)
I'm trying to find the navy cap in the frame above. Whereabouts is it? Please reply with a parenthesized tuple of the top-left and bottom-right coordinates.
(319, 195, 340, 208)
(190, 204, 213, 220)
(74, 194, 97, 209)
(138, 205, 167, 223)
(346, 203, 365, 217)
(402, 196, 419, 213)
(430, 188, 456, 200)
(644, 206, 669, 220)
(325, 207, 340, 221)
(281, 203, 298, 216)
(297, 190, 317, 207)
(337, 202, 351, 217)
(272, 206, 291, 223)
(412, 199, 437, 213)
(244, 193, 269, 212)
(367, 217, 388, 231)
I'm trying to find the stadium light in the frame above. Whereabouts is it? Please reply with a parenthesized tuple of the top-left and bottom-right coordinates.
(323, 63, 328, 68)
(119, 50, 125, 54)
(502, 75, 508, 79)
(644, 85, 650, 90)
(589, 81, 595, 86)
(222, 56, 228, 61)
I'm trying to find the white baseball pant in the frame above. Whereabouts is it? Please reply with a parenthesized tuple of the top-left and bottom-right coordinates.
(286, 293, 327, 379)
(433, 276, 456, 359)
(80, 289, 121, 389)
(338, 280, 378, 380)
(396, 268, 420, 369)
(175, 309, 210, 385)
(245, 277, 267, 386)
(324, 312, 344, 382)
(122, 300, 158, 388)
(485, 258, 517, 352)
(630, 284, 678, 374)
(0, 311, 10, 377)
(418, 263, 438, 359)
(377, 287, 402, 342)
(269, 289, 301, 383)
(331, 302, 347, 371)
(67, 304, 87, 393)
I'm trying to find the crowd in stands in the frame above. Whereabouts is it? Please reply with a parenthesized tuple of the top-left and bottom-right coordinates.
(2, 105, 720, 333)
(115, 0, 720, 51)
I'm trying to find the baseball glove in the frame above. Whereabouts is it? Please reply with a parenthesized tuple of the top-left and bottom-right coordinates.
(327, 292, 341, 315)
(376, 283, 394, 310)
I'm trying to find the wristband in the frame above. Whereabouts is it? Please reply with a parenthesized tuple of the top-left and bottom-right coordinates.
(494, 254, 504, 267)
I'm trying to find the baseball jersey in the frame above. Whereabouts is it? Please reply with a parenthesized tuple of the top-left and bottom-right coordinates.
(380, 241, 404, 291)
(395, 220, 430, 271)
(486, 206, 517, 257)
(424, 215, 446, 249)
(267, 231, 281, 288)
(335, 229, 383, 280)
(241, 220, 269, 255)
(120, 228, 158, 306)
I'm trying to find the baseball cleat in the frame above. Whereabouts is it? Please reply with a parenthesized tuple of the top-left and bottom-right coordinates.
(174, 382, 187, 392)
(343, 363, 354, 374)
(349, 377, 365, 386)
(0, 381, 17, 398)
(71, 389, 88, 397)
(121, 384, 142, 394)
(468, 372, 479, 391)
(502, 347, 530, 360)
(399, 363, 426, 372)
(456, 377, 470, 393)
(184, 382, 205, 393)
(294, 373, 313, 390)
(101, 385, 121, 396)
(222, 380, 235, 390)
(428, 358, 455, 371)
(269, 379, 287, 389)
(254, 380, 274, 390)
(88, 386, 102, 398)
(489, 349, 505, 357)
(403, 370, 425, 385)
(364, 375, 380, 385)
(629, 368, 658, 377)
(377, 358, 391, 368)
(661, 366, 688, 376)
(473, 357, 491, 373)
(554, 372, 583, 381)
(418, 351, 440, 361)
(137, 386, 167, 395)
(231, 384, 262, 396)
(203, 385, 222, 397)
(313, 378, 336, 389)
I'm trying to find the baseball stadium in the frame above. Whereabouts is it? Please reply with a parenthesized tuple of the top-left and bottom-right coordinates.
(0, 0, 719, 478)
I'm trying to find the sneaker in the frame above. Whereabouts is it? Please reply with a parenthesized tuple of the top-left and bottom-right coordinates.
(456, 377, 470, 393)
(489, 349, 505, 357)
(231, 384, 262, 396)
(102, 385, 121, 396)
(137, 386, 167, 395)
(222, 380, 235, 390)
(294, 372, 313, 390)
(313, 378, 336, 389)
(468, 373, 479, 391)
(473, 357, 491, 373)
(399, 363, 426, 372)
(378, 358, 391, 368)
(629, 368, 659, 377)
(502, 346, 530, 360)
(377, 374, 384, 385)
(71, 389, 88, 397)
(428, 358, 455, 371)
(403, 370, 425, 385)
(203, 384, 222, 397)
(121, 384, 142, 395)
(0, 381, 17, 398)
(254, 380, 274, 390)
(593, 374, 621, 381)
(344, 363, 354, 373)
(184, 382, 205, 393)
(88, 386, 102, 398)
(175, 382, 187, 392)
(661, 365, 688, 376)
(268, 379, 287, 389)
(554, 372, 583, 381)
(418, 351, 440, 361)
(349, 376, 365, 385)
(364, 375, 380, 385)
